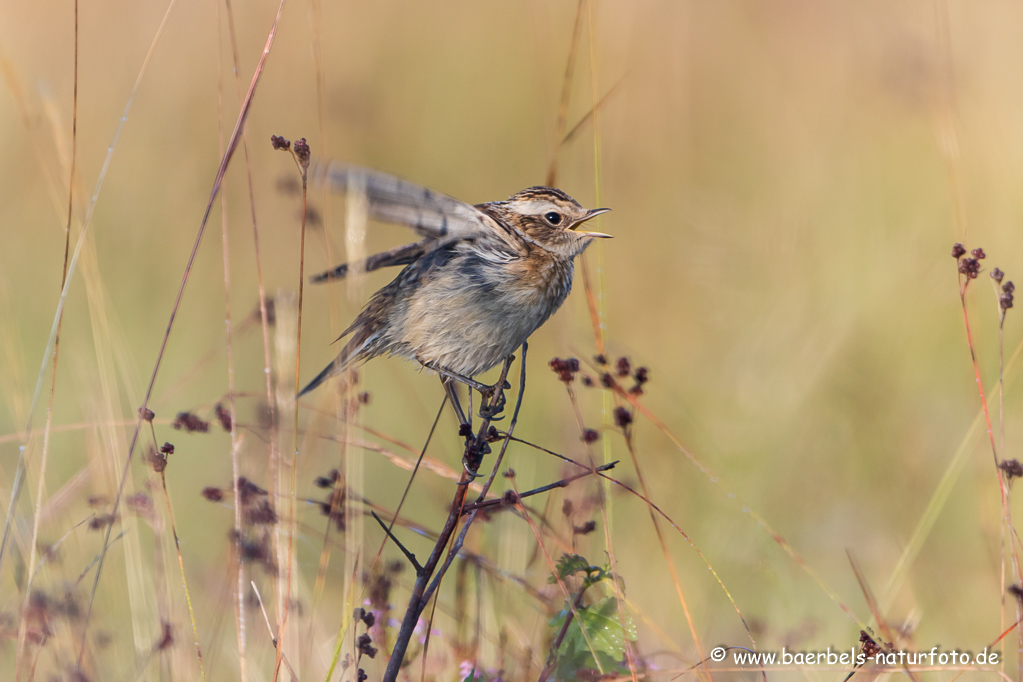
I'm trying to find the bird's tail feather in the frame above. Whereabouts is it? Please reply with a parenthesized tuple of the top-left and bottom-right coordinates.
(297, 329, 379, 397)
(297, 360, 337, 398)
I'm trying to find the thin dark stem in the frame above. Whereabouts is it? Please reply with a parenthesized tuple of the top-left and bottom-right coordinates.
(370, 512, 422, 573)
(545, 0, 585, 187)
(543, 585, 590, 675)
(461, 462, 617, 514)
(375, 397, 448, 562)
(420, 582, 442, 682)
(382, 472, 471, 680)
(560, 75, 628, 148)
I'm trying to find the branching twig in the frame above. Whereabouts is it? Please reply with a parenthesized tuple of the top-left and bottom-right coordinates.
(421, 344, 531, 610)
(380, 354, 516, 681)
(460, 462, 617, 514)
(371, 511, 422, 573)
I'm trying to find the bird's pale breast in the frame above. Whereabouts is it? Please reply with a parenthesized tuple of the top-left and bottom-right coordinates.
(392, 248, 575, 376)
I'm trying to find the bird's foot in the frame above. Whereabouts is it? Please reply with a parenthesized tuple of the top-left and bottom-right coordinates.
(477, 385, 507, 420)
(460, 439, 492, 483)
(425, 361, 510, 420)
(460, 458, 481, 483)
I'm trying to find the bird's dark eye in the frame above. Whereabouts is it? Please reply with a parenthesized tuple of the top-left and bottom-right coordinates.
(544, 211, 563, 225)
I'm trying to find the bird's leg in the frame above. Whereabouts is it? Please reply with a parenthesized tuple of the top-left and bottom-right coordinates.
(441, 377, 470, 428)
(440, 377, 484, 482)
(423, 362, 510, 420)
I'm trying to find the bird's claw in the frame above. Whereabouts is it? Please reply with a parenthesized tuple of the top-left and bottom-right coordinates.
(461, 458, 481, 482)
(478, 389, 507, 420)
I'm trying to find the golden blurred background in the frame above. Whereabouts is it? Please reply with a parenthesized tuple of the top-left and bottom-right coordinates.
(3, 0, 1023, 679)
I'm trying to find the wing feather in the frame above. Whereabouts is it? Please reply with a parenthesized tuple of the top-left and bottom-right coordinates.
(312, 162, 528, 255)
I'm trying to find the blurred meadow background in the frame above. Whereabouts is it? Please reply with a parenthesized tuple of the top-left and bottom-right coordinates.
(3, 0, 1023, 679)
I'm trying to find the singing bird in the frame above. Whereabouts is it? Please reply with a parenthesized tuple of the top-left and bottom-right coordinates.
(299, 165, 611, 415)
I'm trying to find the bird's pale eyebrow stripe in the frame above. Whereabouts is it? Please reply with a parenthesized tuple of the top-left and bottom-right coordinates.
(508, 199, 567, 215)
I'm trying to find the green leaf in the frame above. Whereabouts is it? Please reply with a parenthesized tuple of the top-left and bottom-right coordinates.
(549, 596, 637, 678)
(549, 553, 590, 583)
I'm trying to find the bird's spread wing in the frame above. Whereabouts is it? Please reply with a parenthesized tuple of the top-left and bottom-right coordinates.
(313, 163, 526, 249)
(310, 241, 427, 283)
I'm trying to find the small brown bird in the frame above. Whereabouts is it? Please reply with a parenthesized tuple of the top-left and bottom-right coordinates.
(299, 165, 611, 416)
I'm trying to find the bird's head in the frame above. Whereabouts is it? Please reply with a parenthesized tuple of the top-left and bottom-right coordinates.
(498, 187, 611, 258)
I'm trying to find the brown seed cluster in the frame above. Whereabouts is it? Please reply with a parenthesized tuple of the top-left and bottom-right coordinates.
(355, 606, 375, 628)
(245, 500, 278, 526)
(201, 475, 281, 575)
(1001, 280, 1015, 311)
(223, 477, 279, 573)
(126, 492, 153, 516)
(357, 632, 377, 658)
(953, 243, 983, 279)
(230, 530, 274, 574)
(999, 459, 1023, 481)
(313, 469, 345, 531)
(156, 620, 174, 651)
(201, 487, 224, 502)
(859, 630, 881, 658)
(954, 243, 1016, 311)
(293, 138, 311, 170)
(573, 520, 597, 535)
(214, 403, 233, 432)
(171, 412, 209, 433)
(238, 477, 268, 504)
(18, 588, 84, 645)
(271, 135, 311, 172)
(88, 514, 117, 531)
(549, 357, 580, 383)
(990, 267, 1016, 310)
(148, 442, 174, 473)
(551, 355, 648, 390)
(314, 469, 340, 489)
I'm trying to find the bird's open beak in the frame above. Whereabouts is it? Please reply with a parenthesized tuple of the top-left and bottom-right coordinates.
(572, 207, 612, 238)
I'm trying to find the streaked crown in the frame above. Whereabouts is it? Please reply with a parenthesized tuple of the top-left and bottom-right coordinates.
(488, 187, 611, 258)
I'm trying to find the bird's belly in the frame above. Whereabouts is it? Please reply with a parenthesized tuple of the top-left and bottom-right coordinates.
(397, 263, 570, 376)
